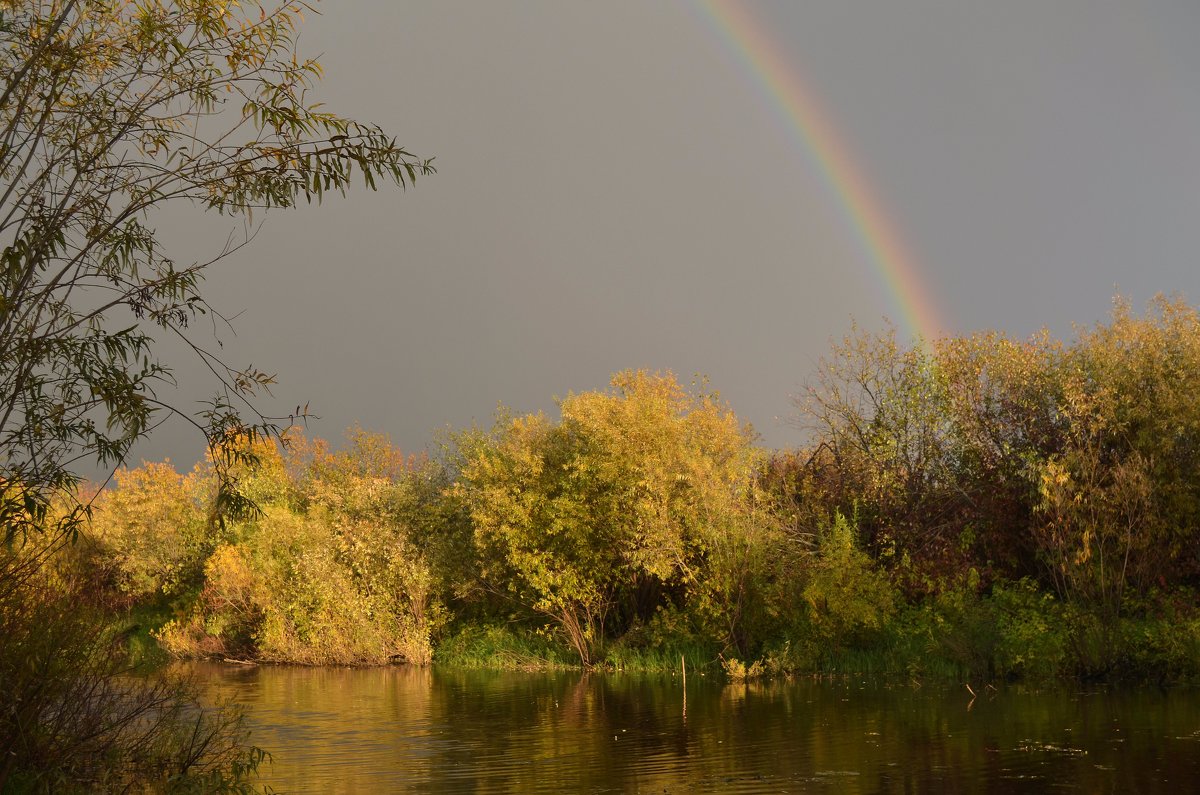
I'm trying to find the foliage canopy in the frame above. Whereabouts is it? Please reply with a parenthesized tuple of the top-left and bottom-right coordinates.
(0, 0, 433, 541)
(459, 370, 770, 664)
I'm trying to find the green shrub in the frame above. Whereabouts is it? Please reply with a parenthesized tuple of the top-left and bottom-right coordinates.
(602, 605, 717, 672)
(802, 511, 897, 650)
(992, 578, 1069, 680)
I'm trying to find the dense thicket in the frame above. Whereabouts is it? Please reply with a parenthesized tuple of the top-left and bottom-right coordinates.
(78, 300, 1200, 681)
(795, 297, 1200, 607)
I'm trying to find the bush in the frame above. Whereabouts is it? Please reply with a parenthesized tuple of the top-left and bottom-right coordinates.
(159, 505, 442, 666)
(992, 578, 1069, 680)
(0, 547, 267, 793)
(603, 604, 716, 672)
(801, 511, 897, 650)
(91, 462, 214, 602)
(432, 625, 572, 670)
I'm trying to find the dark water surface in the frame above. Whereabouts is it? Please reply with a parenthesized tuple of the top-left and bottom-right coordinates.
(183, 662, 1200, 793)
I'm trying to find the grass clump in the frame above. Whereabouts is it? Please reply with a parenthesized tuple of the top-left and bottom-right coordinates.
(433, 625, 573, 670)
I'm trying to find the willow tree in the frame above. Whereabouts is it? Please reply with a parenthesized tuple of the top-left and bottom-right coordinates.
(0, 2, 431, 786)
(0, 0, 433, 543)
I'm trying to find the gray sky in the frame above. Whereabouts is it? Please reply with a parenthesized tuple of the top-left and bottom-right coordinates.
(135, 0, 1200, 465)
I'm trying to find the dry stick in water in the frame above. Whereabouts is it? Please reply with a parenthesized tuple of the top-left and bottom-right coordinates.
(681, 654, 688, 722)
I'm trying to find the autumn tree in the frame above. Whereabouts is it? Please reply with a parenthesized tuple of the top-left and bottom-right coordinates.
(796, 325, 967, 582)
(1033, 297, 1200, 613)
(458, 371, 770, 664)
(931, 329, 1065, 577)
(796, 297, 1200, 611)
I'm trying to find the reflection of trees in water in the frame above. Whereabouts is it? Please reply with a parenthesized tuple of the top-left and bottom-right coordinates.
(182, 663, 1200, 793)
(182, 663, 439, 794)
(420, 668, 589, 792)
(416, 669, 703, 791)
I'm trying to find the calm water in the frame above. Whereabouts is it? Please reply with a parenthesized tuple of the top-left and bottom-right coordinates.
(183, 662, 1200, 793)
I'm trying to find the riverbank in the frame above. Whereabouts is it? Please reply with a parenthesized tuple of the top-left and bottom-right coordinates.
(424, 587, 1200, 684)
(72, 301, 1200, 688)
(127, 583, 1200, 687)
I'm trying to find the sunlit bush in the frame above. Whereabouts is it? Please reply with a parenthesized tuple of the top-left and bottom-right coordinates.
(160, 505, 443, 665)
(91, 461, 214, 602)
(156, 431, 446, 666)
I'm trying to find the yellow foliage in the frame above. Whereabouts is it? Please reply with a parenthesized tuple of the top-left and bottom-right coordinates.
(461, 370, 768, 663)
(154, 430, 445, 666)
(91, 460, 211, 599)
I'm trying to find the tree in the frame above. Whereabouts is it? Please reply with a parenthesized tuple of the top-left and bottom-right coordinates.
(797, 323, 1061, 587)
(0, 2, 431, 787)
(0, 0, 433, 543)
(1033, 297, 1200, 613)
(459, 371, 765, 664)
(796, 324, 964, 580)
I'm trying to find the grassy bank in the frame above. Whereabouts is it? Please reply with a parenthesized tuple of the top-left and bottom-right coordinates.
(419, 583, 1200, 686)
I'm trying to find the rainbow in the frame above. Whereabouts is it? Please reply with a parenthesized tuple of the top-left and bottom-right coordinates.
(693, 1, 947, 342)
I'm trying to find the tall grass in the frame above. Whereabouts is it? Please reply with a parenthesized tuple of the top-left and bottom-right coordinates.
(433, 625, 574, 670)
(601, 641, 717, 674)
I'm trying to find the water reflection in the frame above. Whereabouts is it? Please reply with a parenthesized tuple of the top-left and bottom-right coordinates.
(182, 662, 1200, 793)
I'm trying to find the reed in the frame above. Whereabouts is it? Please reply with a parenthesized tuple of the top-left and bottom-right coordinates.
(433, 625, 574, 670)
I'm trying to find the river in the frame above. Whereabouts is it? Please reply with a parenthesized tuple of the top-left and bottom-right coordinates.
(183, 662, 1200, 793)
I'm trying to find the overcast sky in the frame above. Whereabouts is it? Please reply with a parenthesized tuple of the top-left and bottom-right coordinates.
(135, 0, 1200, 465)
